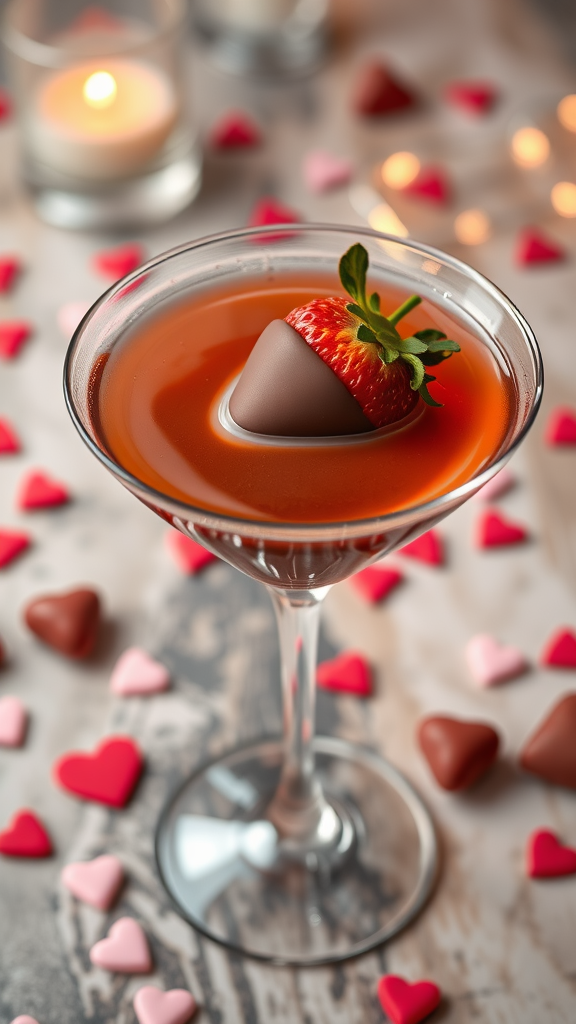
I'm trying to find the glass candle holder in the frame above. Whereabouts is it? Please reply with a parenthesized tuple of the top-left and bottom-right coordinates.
(193, 0, 328, 77)
(2, 0, 201, 229)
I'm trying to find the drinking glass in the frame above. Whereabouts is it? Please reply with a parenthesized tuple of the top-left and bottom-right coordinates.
(64, 225, 542, 965)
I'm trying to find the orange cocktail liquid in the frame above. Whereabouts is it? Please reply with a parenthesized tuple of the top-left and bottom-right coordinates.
(93, 273, 513, 524)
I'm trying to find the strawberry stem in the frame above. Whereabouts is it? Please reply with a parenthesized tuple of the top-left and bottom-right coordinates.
(338, 243, 461, 407)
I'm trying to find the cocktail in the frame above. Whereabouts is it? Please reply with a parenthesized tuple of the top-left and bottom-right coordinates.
(64, 225, 542, 965)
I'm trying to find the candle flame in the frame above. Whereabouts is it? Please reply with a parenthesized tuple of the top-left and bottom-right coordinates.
(83, 70, 117, 109)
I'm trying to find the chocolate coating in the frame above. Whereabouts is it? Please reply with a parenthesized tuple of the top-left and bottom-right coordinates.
(418, 715, 500, 791)
(24, 588, 101, 659)
(520, 693, 576, 789)
(228, 319, 373, 437)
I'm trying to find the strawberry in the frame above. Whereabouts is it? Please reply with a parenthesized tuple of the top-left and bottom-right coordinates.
(285, 244, 460, 428)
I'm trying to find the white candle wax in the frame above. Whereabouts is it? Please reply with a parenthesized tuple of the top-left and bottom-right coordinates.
(28, 59, 178, 181)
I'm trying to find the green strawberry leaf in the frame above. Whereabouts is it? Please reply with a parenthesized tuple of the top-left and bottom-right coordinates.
(427, 338, 460, 353)
(418, 377, 443, 406)
(395, 336, 428, 354)
(357, 323, 378, 343)
(346, 302, 368, 321)
(388, 294, 422, 326)
(401, 353, 425, 390)
(413, 328, 447, 343)
(369, 291, 381, 312)
(339, 244, 368, 306)
(378, 347, 399, 363)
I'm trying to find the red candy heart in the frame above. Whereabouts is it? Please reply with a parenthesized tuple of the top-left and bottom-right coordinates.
(545, 407, 576, 446)
(92, 243, 145, 281)
(377, 974, 441, 1024)
(526, 829, 576, 878)
(0, 87, 11, 121)
(17, 471, 70, 510)
(475, 509, 528, 548)
(0, 529, 31, 568)
(515, 228, 565, 266)
(540, 627, 576, 668)
(0, 417, 20, 454)
(248, 198, 301, 243)
(349, 564, 403, 603)
(403, 167, 450, 205)
(317, 652, 372, 696)
(166, 531, 217, 574)
(0, 810, 53, 858)
(444, 81, 497, 116)
(0, 321, 33, 359)
(54, 736, 144, 807)
(0, 256, 21, 294)
(352, 60, 416, 116)
(400, 530, 443, 566)
(211, 111, 261, 148)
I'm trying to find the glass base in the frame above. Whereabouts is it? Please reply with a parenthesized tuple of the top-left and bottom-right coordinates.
(25, 146, 202, 230)
(155, 736, 438, 966)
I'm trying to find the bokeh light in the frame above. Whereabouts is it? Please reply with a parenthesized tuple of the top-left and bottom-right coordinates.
(551, 181, 576, 216)
(368, 203, 409, 237)
(83, 71, 117, 109)
(454, 208, 492, 245)
(557, 94, 576, 132)
(511, 126, 550, 167)
(381, 152, 420, 189)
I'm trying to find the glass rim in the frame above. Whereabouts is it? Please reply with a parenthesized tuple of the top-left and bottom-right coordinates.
(63, 222, 544, 541)
(1, 0, 187, 68)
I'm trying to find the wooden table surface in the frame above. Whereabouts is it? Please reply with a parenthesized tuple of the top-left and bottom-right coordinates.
(1, 0, 576, 1021)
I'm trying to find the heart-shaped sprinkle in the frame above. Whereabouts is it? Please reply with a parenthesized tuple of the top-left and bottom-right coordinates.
(418, 715, 500, 790)
(352, 61, 416, 116)
(545, 406, 576, 446)
(134, 986, 197, 1024)
(90, 917, 152, 973)
(465, 634, 527, 687)
(0, 88, 12, 121)
(61, 854, 124, 909)
(472, 467, 515, 502)
(24, 587, 101, 658)
(166, 531, 217, 574)
(520, 693, 576, 789)
(515, 227, 565, 266)
(17, 471, 70, 511)
(377, 974, 441, 1024)
(0, 321, 33, 359)
(400, 530, 443, 565)
(0, 256, 21, 294)
(349, 564, 403, 603)
(0, 529, 31, 569)
(110, 647, 170, 696)
(54, 735, 144, 807)
(57, 300, 91, 338)
(403, 167, 450, 204)
(317, 652, 372, 696)
(475, 508, 528, 548)
(0, 810, 52, 857)
(10, 1017, 40, 1024)
(526, 829, 576, 878)
(0, 417, 20, 454)
(540, 627, 576, 668)
(303, 151, 353, 193)
(248, 198, 301, 243)
(0, 696, 28, 747)
(92, 243, 145, 281)
(444, 81, 497, 116)
(210, 111, 261, 148)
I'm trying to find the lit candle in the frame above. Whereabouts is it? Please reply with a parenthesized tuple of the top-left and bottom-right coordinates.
(28, 59, 178, 180)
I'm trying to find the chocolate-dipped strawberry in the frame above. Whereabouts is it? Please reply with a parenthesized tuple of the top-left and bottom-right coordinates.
(229, 243, 460, 437)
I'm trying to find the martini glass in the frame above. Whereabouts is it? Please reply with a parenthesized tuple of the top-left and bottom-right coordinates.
(64, 225, 542, 966)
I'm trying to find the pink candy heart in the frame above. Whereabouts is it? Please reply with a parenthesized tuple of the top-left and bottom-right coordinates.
(61, 854, 124, 909)
(403, 167, 450, 204)
(540, 627, 576, 669)
(17, 471, 70, 511)
(134, 986, 197, 1024)
(515, 227, 565, 266)
(317, 652, 372, 696)
(0, 417, 20, 454)
(0, 696, 28, 747)
(444, 80, 497, 116)
(0, 256, 21, 294)
(526, 829, 576, 878)
(92, 243, 145, 281)
(110, 647, 170, 696)
(473, 467, 515, 502)
(57, 301, 91, 338)
(400, 530, 444, 566)
(545, 407, 576, 446)
(10, 1017, 40, 1024)
(90, 917, 152, 973)
(0, 321, 33, 359)
(349, 564, 403, 604)
(465, 634, 527, 687)
(166, 531, 217, 574)
(0, 529, 31, 569)
(475, 509, 528, 548)
(303, 151, 353, 193)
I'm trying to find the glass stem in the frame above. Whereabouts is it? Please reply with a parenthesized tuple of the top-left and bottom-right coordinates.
(266, 586, 341, 850)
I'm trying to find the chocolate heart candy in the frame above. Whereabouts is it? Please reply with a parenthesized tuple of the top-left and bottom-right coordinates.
(418, 715, 500, 790)
(520, 693, 576, 789)
(24, 587, 101, 658)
